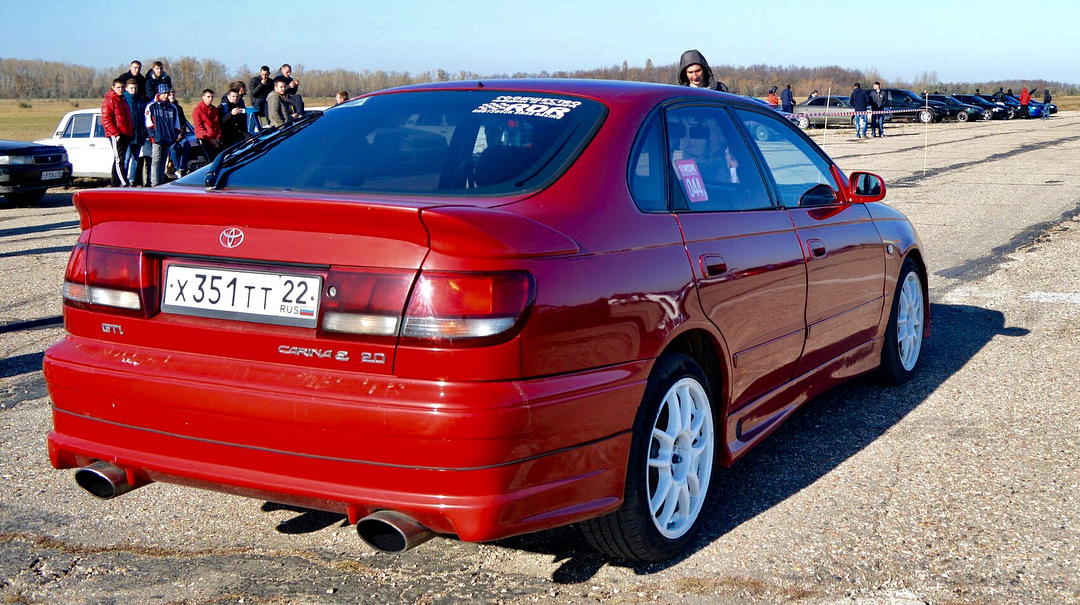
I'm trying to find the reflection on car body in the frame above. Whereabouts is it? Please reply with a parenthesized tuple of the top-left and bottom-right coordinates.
(45, 80, 928, 562)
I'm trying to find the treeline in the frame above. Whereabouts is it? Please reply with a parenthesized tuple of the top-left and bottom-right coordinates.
(1, 56, 1077, 99)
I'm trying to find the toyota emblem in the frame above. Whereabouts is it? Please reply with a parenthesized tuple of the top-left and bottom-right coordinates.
(219, 227, 244, 249)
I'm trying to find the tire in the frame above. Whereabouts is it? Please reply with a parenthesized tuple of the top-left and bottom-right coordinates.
(580, 353, 717, 562)
(877, 259, 925, 384)
(3, 190, 47, 205)
(918, 109, 933, 123)
(957, 111, 970, 123)
(797, 114, 810, 130)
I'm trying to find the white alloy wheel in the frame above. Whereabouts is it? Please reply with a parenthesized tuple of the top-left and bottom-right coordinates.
(797, 114, 810, 129)
(647, 376, 714, 539)
(896, 270, 925, 371)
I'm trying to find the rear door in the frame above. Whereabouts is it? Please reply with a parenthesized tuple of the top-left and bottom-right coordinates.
(731, 108, 885, 377)
(660, 103, 808, 410)
(57, 113, 109, 178)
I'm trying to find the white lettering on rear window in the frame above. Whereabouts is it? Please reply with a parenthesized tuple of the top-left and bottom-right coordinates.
(472, 96, 582, 120)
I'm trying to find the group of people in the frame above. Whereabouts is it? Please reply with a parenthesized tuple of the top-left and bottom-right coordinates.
(849, 82, 889, 138)
(101, 60, 343, 187)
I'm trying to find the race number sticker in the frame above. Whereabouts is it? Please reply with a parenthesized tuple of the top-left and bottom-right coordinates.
(472, 95, 582, 120)
(674, 159, 708, 203)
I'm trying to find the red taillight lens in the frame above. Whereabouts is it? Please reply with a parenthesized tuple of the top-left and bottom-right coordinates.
(63, 243, 150, 313)
(401, 271, 534, 343)
(320, 268, 415, 337)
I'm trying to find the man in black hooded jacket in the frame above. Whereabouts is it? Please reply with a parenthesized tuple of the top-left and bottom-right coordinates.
(678, 50, 729, 92)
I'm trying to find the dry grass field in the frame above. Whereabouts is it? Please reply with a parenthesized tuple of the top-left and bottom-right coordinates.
(0, 96, 341, 142)
(2, 95, 1077, 143)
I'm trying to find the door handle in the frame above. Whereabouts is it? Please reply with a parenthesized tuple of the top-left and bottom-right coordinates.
(806, 239, 827, 258)
(699, 254, 727, 277)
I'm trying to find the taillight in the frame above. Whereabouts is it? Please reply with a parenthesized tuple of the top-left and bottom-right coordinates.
(320, 268, 414, 337)
(63, 243, 153, 313)
(401, 272, 534, 343)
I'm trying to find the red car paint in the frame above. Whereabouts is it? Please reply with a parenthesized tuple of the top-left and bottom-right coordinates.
(45, 79, 926, 546)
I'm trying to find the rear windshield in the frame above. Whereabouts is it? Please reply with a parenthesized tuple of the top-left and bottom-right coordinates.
(196, 90, 606, 195)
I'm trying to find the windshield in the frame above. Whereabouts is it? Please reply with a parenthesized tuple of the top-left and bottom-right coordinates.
(185, 90, 606, 195)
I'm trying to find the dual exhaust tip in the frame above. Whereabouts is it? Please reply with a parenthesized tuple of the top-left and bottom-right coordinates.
(73, 461, 435, 554)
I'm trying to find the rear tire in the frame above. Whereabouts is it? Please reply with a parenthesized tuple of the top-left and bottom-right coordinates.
(580, 353, 717, 562)
(877, 259, 925, 384)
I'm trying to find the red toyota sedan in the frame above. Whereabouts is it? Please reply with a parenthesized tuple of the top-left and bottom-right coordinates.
(45, 79, 927, 562)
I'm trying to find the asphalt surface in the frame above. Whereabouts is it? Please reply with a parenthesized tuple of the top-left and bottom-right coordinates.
(2, 115, 1079, 604)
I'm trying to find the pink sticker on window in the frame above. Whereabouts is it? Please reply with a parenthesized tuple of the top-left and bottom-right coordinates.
(674, 159, 709, 203)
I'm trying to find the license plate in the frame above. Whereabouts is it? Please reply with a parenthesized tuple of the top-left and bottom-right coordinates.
(161, 264, 322, 328)
(41, 170, 64, 180)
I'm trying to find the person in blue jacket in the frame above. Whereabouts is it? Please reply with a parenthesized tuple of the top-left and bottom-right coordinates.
(780, 84, 795, 113)
(850, 82, 870, 139)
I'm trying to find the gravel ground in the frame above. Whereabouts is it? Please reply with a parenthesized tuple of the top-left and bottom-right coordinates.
(2, 115, 1079, 604)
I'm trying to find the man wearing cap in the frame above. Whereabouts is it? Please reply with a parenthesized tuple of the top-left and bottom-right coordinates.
(145, 84, 182, 186)
(677, 50, 729, 92)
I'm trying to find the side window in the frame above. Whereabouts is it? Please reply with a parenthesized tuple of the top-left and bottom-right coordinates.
(665, 105, 773, 212)
(627, 112, 666, 212)
(64, 114, 94, 139)
(733, 108, 839, 207)
(93, 116, 106, 139)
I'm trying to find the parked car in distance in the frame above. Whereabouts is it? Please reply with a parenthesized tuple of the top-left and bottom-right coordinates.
(952, 95, 1011, 120)
(0, 139, 71, 204)
(46, 79, 927, 563)
(792, 96, 895, 129)
(882, 88, 946, 123)
(35, 108, 207, 179)
(925, 95, 985, 122)
(976, 95, 1018, 119)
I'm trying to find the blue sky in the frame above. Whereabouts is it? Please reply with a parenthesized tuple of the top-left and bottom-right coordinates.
(3, 0, 1076, 84)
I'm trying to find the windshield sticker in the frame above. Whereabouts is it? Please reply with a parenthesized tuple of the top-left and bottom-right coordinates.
(472, 96, 582, 120)
(674, 159, 709, 203)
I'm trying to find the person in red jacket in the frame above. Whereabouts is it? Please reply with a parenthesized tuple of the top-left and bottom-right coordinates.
(101, 78, 134, 186)
(192, 88, 223, 161)
(1019, 87, 1031, 119)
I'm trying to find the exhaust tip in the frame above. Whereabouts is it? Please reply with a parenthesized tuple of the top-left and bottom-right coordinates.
(357, 510, 435, 554)
(74, 461, 135, 500)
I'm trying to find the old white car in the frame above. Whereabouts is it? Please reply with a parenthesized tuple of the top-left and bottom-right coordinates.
(36, 108, 206, 179)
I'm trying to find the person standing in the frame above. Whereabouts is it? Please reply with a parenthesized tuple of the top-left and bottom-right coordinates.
(1019, 87, 1031, 118)
(219, 88, 248, 148)
(279, 63, 305, 116)
(249, 66, 274, 130)
(850, 82, 870, 140)
(122, 79, 150, 186)
(1043, 89, 1053, 120)
(780, 84, 795, 113)
(118, 61, 147, 99)
(869, 82, 888, 137)
(145, 61, 173, 100)
(145, 85, 182, 186)
(101, 78, 133, 186)
(166, 90, 192, 177)
(992, 87, 1005, 102)
(192, 89, 222, 162)
(677, 49, 729, 92)
(806, 89, 819, 101)
(267, 76, 293, 128)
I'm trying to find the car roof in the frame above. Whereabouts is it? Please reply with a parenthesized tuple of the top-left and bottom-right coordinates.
(365, 78, 762, 109)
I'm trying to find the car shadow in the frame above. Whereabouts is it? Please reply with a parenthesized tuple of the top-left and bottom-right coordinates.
(251, 303, 1023, 581)
(490, 302, 1028, 580)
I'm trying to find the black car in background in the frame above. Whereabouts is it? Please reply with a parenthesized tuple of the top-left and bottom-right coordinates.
(882, 88, 946, 123)
(926, 95, 985, 122)
(953, 95, 1012, 120)
(0, 140, 71, 204)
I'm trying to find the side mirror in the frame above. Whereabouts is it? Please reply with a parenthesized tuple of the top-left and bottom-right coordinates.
(848, 171, 886, 203)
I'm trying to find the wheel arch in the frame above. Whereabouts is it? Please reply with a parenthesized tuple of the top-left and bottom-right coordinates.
(654, 327, 730, 439)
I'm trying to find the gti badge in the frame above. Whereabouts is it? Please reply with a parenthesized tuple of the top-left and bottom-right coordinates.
(219, 227, 244, 249)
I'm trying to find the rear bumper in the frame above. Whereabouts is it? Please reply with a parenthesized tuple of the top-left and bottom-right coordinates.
(44, 335, 647, 541)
